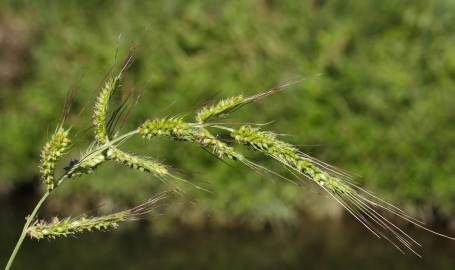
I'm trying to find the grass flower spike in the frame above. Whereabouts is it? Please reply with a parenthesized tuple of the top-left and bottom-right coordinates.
(93, 55, 133, 144)
(93, 73, 121, 144)
(39, 126, 71, 191)
(229, 125, 455, 255)
(28, 213, 126, 240)
(195, 95, 245, 123)
(139, 117, 240, 160)
(195, 79, 303, 124)
(107, 147, 168, 176)
(27, 195, 166, 240)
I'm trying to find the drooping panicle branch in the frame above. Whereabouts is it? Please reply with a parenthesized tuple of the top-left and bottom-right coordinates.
(40, 126, 71, 191)
(229, 125, 439, 256)
(28, 213, 126, 240)
(27, 195, 166, 240)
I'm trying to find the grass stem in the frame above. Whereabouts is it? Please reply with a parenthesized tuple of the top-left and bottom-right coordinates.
(5, 192, 49, 270)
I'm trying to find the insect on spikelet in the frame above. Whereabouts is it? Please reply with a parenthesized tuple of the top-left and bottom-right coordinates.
(65, 153, 106, 178)
(63, 143, 107, 179)
(27, 195, 166, 240)
(39, 126, 71, 191)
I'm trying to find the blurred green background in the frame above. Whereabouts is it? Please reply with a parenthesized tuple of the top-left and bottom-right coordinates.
(1, 0, 454, 269)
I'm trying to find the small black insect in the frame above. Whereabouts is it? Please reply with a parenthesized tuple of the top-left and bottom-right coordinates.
(64, 159, 79, 172)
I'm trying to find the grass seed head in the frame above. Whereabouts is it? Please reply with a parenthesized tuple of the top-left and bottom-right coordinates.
(232, 125, 300, 165)
(230, 125, 437, 255)
(39, 126, 71, 191)
(194, 80, 302, 124)
(195, 95, 245, 123)
(27, 213, 125, 240)
(107, 147, 169, 176)
(93, 55, 133, 145)
(93, 74, 122, 144)
(140, 118, 240, 160)
(27, 195, 166, 240)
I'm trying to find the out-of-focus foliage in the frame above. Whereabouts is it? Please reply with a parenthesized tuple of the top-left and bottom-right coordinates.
(0, 0, 454, 226)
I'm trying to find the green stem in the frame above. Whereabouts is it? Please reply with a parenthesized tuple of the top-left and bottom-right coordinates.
(5, 192, 49, 270)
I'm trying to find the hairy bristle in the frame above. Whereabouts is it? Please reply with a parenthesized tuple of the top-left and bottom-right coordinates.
(40, 126, 71, 191)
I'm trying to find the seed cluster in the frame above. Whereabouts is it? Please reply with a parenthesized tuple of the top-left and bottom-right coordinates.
(107, 147, 168, 176)
(93, 74, 121, 144)
(195, 95, 245, 123)
(231, 125, 341, 189)
(27, 212, 127, 240)
(27, 195, 165, 240)
(139, 118, 240, 160)
(39, 127, 71, 191)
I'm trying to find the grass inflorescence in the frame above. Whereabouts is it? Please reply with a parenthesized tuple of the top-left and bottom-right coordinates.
(195, 95, 245, 123)
(39, 126, 71, 191)
(93, 55, 134, 145)
(107, 146, 169, 176)
(139, 117, 240, 160)
(27, 195, 165, 240)
(5, 56, 454, 270)
(195, 79, 303, 124)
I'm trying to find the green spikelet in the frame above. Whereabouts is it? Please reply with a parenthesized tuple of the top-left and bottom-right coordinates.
(139, 118, 240, 160)
(232, 125, 350, 188)
(138, 117, 188, 138)
(232, 125, 300, 164)
(39, 126, 71, 191)
(93, 73, 122, 145)
(195, 80, 304, 124)
(231, 126, 326, 187)
(230, 125, 433, 254)
(107, 147, 169, 176)
(195, 95, 245, 123)
(27, 213, 125, 240)
(195, 80, 302, 124)
(27, 195, 165, 240)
